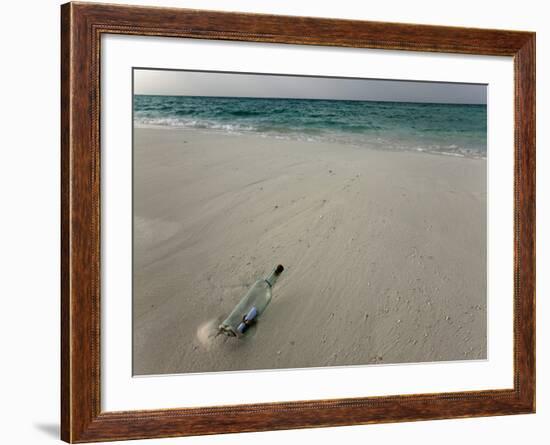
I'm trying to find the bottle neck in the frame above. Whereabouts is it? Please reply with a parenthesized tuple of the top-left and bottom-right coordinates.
(265, 265, 284, 287)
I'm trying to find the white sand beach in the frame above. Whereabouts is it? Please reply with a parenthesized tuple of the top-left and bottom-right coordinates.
(133, 126, 487, 375)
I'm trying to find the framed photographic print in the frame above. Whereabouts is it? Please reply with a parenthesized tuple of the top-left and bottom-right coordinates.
(61, 2, 535, 442)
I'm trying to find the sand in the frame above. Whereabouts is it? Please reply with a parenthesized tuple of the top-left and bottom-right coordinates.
(132, 127, 487, 375)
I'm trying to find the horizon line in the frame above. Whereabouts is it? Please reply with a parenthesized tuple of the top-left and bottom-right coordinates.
(133, 93, 487, 107)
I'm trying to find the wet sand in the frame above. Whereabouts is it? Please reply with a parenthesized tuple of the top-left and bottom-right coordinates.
(133, 126, 487, 375)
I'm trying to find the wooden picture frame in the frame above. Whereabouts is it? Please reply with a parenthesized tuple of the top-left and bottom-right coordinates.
(61, 2, 535, 442)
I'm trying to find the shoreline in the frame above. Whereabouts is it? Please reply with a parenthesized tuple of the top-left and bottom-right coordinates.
(133, 122, 487, 161)
(133, 126, 487, 376)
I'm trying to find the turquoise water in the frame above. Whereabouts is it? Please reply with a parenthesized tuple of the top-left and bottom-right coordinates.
(134, 95, 487, 158)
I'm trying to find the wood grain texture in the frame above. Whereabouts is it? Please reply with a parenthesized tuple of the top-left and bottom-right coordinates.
(60, 2, 536, 442)
(60, 3, 71, 441)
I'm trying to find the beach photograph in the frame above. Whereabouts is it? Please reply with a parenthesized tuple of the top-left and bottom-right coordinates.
(132, 69, 487, 376)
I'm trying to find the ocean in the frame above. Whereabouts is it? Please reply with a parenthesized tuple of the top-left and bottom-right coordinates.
(134, 95, 487, 158)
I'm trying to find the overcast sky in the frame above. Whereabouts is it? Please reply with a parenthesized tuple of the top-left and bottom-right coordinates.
(134, 69, 487, 105)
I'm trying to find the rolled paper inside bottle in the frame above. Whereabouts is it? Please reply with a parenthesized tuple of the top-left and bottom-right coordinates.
(235, 307, 258, 335)
(244, 306, 258, 323)
(236, 322, 248, 334)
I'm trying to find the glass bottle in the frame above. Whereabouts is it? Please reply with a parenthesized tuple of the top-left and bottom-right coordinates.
(218, 265, 284, 337)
